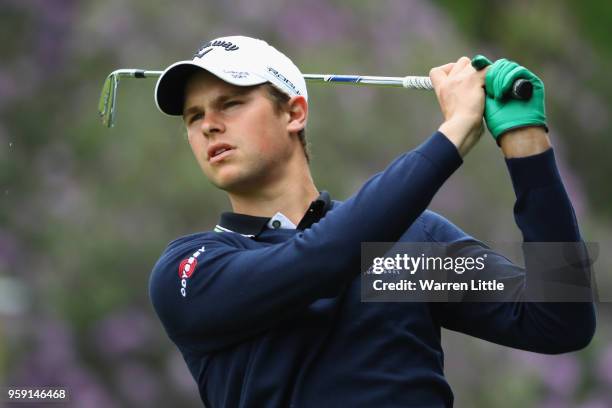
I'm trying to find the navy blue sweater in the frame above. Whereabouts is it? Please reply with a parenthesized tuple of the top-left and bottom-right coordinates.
(149, 132, 596, 407)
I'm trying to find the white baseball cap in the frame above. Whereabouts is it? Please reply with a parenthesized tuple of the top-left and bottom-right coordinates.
(155, 35, 308, 116)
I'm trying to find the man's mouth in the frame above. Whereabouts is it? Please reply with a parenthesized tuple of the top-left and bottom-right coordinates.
(208, 143, 235, 163)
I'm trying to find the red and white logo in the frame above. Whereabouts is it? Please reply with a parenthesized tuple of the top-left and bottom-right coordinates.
(178, 246, 205, 297)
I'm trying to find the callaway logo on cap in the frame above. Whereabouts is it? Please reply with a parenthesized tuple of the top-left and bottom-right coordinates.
(155, 35, 308, 116)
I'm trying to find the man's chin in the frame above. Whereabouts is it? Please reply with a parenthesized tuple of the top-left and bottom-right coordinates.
(205, 164, 275, 194)
(210, 173, 257, 194)
(205, 166, 242, 189)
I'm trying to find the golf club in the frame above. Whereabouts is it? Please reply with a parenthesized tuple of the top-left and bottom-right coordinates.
(98, 69, 532, 127)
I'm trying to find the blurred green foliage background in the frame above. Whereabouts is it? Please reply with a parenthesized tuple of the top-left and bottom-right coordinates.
(1, 0, 611, 407)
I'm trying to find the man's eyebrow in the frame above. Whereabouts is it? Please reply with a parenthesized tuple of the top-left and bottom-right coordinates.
(213, 88, 252, 105)
(183, 105, 200, 118)
(183, 87, 254, 117)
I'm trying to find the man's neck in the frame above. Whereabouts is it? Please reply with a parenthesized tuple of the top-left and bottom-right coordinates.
(227, 164, 319, 226)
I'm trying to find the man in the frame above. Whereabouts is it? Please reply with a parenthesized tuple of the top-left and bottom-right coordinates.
(149, 36, 595, 407)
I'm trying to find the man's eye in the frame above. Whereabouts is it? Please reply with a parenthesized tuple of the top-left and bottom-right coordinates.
(189, 113, 203, 123)
(224, 100, 241, 109)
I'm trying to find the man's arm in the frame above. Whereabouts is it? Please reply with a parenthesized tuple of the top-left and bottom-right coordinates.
(150, 132, 462, 352)
(499, 126, 551, 159)
(433, 126, 596, 354)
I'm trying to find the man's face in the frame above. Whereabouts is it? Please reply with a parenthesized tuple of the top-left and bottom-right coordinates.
(183, 71, 296, 193)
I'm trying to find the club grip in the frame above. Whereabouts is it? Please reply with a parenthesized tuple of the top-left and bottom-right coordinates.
(511, 78, 533, 100)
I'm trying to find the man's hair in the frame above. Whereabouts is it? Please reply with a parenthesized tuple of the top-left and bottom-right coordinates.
(261, 83, 310, 162)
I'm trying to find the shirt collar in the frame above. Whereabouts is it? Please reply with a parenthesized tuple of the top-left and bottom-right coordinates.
(267, 212, 297, 230)
(215, 191, 332, 237)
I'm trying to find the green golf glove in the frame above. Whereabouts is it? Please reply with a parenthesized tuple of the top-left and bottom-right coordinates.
(472, 55, 548, 142)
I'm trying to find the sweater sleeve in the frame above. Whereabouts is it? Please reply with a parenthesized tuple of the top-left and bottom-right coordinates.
(150, 132, 462, 352)
(433, 148, 596, 354)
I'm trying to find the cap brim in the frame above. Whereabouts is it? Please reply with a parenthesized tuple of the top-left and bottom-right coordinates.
(154, 61, 268, 116)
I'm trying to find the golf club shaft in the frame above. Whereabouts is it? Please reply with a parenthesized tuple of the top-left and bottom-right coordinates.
(98, 69, 434, 128)
(107, 69, 435, 88)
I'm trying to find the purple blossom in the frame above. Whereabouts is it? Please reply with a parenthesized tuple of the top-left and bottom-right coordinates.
(0, 229, 21, 270)
(544, 65, 609, 135)
(11, 363, 119, 408)
(276, 1, 353, 48)
(231, 0, 286, 22)
(579, 399, 612, 408)
(0, 70, 18, 109)
(62, 366, 120, 408)
(367, 0, 453, 63)
(10, 317, 78, 384)
(33, 0, 77, 72)
(4, 0, 77, 74)
(115, 361, 160, 406)
(91, 309, 155, 357)
(81, 2, 136, 53)
(8, 318, 109, 402)
(167, 351, 199, 393)
(33, 318, 77, 368)
(34, 143, 88, 222)
(596, 344, 612, 386)
(515, 352, 580, 397)
(538, 395, 571, 408)
(541, 355, 580, 396)
(431, 174, 468, 214)
(574, 90, 609, 134)
(3, 57, 42, 101)
(69, 385, 120, 408)
(388, 0, 451, 40)
(335, 87, 376, 115)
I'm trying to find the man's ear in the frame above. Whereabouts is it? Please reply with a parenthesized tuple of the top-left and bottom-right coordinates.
(286, 95, 307, 134)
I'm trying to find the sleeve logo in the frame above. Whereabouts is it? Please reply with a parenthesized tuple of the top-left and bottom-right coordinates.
(178, 246, 206, 297)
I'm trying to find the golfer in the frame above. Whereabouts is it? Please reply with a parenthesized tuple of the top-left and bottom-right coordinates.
(149, 35, 595, 407)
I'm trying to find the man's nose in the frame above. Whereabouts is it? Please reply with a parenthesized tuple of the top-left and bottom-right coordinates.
(201, 112, 225, 136)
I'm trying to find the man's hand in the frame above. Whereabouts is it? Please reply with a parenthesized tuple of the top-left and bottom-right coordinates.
(430, 56, 486, 158)
(472, 55, 548, 141)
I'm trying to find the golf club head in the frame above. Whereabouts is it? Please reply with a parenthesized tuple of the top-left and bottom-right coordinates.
(98, 69, 163, 128)
(98, 72, 119, 128)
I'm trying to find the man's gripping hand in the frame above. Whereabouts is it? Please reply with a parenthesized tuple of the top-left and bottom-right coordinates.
(430, 56, 487, 158)
(472, 55, 548, 142)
